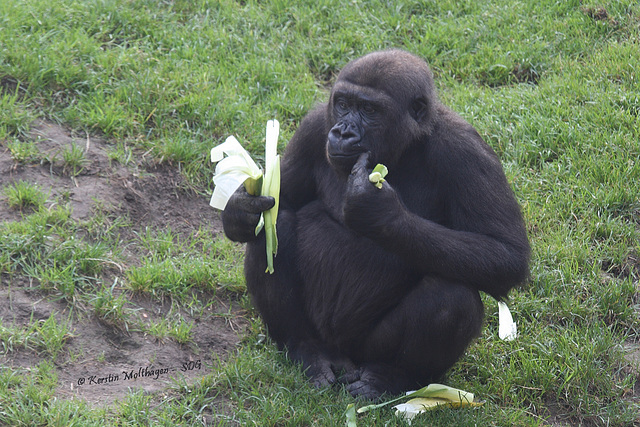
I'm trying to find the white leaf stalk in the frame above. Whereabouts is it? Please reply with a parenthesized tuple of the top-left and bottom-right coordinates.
(209, 121, 281, 274)
(262, 119, 281, 274)
(498, 301, 517, 341)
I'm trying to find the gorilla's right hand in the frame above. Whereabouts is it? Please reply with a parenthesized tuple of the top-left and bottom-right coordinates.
(221, 185, 275, 242)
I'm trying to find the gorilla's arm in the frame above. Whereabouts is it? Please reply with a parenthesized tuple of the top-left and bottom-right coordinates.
(344, 128, 529, 299)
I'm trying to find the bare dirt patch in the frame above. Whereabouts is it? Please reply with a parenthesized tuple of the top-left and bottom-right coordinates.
(0, 119, 241, 407)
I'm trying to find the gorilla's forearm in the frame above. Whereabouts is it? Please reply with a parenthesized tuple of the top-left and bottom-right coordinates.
(378, 211, 529, 299)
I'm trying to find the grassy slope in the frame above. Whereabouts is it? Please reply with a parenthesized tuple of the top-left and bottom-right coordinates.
(1, 0, 639, 425)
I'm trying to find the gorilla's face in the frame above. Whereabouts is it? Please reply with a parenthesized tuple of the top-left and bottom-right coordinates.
(325, 51, 434, 175)
(326, 88, 380, 172)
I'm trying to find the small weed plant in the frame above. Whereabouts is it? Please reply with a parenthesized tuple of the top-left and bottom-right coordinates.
(3, 180, 47, 210)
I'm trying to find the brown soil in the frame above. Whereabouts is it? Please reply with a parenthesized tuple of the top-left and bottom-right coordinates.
(0, 119, 243, 407)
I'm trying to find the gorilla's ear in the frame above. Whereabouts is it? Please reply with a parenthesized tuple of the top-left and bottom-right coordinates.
(410, 98, 429, 122)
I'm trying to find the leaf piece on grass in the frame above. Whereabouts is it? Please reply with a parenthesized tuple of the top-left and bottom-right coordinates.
(349, 383, 481, 425)
(345, 403, 357, 427)
(392, 384, 482, 423)
(368, 163, 388, 189)
(394, 397, 484, 423)
(357, 383, 478, 413)
(345, 383, 483, 427)
(498, 301, 517, 341)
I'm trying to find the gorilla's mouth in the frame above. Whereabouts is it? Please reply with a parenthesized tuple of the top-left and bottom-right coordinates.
(326, 145, 365, 161)
(326, 150, 364, 172)
(328, 151, 361, 160)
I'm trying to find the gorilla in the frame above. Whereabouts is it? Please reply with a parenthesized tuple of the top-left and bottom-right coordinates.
(221, 49, 530, 400)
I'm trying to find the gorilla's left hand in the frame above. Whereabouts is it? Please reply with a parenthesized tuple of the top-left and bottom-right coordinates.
(343, 152, 405, 236)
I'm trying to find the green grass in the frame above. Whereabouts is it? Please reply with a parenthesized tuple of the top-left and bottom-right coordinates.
(0, 313, 72, 359)
(2, 181, 47, 211)
(144, 314, 195, 344)
(60, 142, 88, 176)
(127, 228, 246, 299)
(0, 86, 34, 140)
(6, 139, 39, 163)
(1, 0, 639, 425)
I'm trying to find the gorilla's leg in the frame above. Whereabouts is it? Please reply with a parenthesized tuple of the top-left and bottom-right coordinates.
(245, 210, 356, 386)
(344, 278, 484, 400)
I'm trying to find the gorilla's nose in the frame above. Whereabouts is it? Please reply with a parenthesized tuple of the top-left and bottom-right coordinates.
(330, 122, 361, 146)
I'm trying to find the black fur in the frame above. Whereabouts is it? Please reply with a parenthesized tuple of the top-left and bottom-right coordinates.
(221, 50, 530, 400)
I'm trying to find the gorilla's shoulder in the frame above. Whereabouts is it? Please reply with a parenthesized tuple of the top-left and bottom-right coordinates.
(283, 103, 329, 164)
(300, 103, 329, 127)
(429, 105, 501, 168)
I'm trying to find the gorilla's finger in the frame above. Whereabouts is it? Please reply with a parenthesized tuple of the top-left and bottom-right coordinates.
(230, 186, 275, 213)
(350, 152, 371, 176)
(309, 369, 337, 388)
(243, 194, 275, 213)
(336, 367, 361, 385)
(347, 152, 372, 193)
(345, 380, 383, 401)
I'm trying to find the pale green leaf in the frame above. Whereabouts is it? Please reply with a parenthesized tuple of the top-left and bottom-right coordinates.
(262, 120, 281, 273)
(368, 163, 388, 189)
(345, 403, 357, 427)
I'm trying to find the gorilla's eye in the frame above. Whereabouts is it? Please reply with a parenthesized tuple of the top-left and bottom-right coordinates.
(335, 98, 349, 113)
(362, 103, 376, 115)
